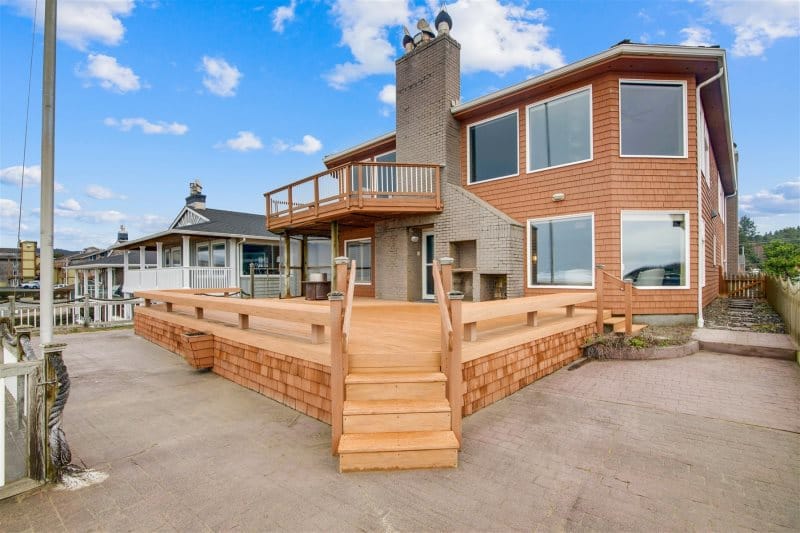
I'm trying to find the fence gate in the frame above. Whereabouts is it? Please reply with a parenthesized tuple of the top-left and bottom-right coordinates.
(1, 341, 45, 499)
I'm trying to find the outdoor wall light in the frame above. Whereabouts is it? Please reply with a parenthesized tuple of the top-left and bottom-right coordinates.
(552, 192, 566, 202)
(410, 235, 420, 243)
(710, 210, 720, 219)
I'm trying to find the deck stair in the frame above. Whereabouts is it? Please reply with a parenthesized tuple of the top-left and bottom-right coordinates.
(337, 351, 459, 472)
(603, 315, 647, 334)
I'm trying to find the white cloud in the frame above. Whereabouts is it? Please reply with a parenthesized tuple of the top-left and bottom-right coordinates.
(0, 164, 65, 192)
(0, 164, 41, 187)
(104, 117, 188, 135)
(86, 185, 127, 200)
(272, 0, 297, 33)
(740, 180, 800, 218)
(706, 0, 800, 57)
(273, 134, 323, 155)
(291, 135, 323, 154)
(680, 26, 713, 46)
(5, 0, 135, 50)
(0, 199, 20, 218)
(325, 0, 412, 89)
(201, 56, 242, 97)
(325, 0, 563, 89)
(446, 0, 564, 74)
(83, 53, 141, 92)
(54, 208, 127, 223)
(378, 84, 396, 106)
(217, 131, 264, 152)
(58, 198, 82, 212)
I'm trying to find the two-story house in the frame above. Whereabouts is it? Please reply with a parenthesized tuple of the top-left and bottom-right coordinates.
(265, 13, 737, 326)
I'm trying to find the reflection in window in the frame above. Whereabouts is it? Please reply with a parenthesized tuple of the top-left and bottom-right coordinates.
(212, 243, 226, 267)
(529, 88, 591, 171)
(242, 243, 280, 275)
(469, 112, 518, 183)
(622, 212, 687, 287)
(620, 82, 685, 157)
(345, 239, 372, 283)
(529, 214, 593, 286)
(307, 238, 332, 280)
(197, 244, 209, 267)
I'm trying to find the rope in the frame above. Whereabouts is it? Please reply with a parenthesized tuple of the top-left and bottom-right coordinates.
(48, 351, 73, 471)
(13, 0, 39, 291)
(199, 291, 242, 298)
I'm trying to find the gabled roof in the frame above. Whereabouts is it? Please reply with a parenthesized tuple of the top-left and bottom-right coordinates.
(115, 207, 278, 250)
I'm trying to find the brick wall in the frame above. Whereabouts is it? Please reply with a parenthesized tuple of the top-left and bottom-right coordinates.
(134, 313, 332, 424)
(462, 323, 595, 415)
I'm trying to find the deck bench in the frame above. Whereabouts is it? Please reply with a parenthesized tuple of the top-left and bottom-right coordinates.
(460, 292, 596, 342)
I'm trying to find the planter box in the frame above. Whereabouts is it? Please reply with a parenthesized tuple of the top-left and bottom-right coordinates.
(181, 332, 214, 369)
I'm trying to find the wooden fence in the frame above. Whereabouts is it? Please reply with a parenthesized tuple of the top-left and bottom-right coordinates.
(765, 276, 800, 348)
(721, 272, 766, 299)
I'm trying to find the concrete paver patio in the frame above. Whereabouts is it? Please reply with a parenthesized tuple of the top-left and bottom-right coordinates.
(1, 329, 798, 531)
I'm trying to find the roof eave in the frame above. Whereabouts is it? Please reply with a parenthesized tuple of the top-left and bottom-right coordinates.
(322, 131, 396, 165)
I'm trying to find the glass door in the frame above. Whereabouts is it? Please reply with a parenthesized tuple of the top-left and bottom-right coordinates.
(422, 231, 435, 300)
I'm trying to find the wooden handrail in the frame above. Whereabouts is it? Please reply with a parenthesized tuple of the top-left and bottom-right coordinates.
(595, 266, 635, 334)
(432, 260, 454, 340)
(343, 259, 356, 350)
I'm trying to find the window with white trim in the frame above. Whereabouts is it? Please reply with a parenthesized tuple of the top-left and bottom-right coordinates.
(196, 244, 209, 267)
(622, 212, 689, 288)
(620, 81, 686, 157)
(468, 111, 518, 183)
(164, 247, 181, 267)
(345, 238, 372, 284)
(528, 213, 594, 287)
(528, 87, 592, 172)
(211, 242, 226, 267)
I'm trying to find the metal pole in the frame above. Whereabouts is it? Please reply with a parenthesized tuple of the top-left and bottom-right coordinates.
(39, 0, 57, 345)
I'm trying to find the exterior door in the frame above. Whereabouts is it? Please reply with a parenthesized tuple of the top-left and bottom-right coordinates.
(422, 231, 435, 300)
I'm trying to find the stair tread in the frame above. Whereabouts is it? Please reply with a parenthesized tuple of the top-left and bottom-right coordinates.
(344, 399, 451, 415)
(603, 316, 627, 324)
(346, 372, 446, 384)
(338, 431, 459, 453)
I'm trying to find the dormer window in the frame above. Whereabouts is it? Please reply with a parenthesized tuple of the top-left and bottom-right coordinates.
(620, 80, 687, 158)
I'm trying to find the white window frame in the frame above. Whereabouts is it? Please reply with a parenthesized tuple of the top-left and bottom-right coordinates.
(699, 102, 711, 184)
(165, 246, 182, 267)
(620, 210, 691, 290)
(196, 243, 209, 267)
(344, 237, 372, 285)
(466, 109, 520, 185)
(526, 212, 595, 289)
(211, 241, 226, 268)
(526, 85, 593, 174)
(619, 79, 688, 159)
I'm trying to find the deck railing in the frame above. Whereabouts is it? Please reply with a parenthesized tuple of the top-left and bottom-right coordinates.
(124, 267, 233, 293)
(432, 258, 463, 446)
(330, 257, 356, 455)
(1, 297, 142, 329)
(766, 275, 800, 347)
(595, 267, 637, 334)
(265, 162, 441, 228)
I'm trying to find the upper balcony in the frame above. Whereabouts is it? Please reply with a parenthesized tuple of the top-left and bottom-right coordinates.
(265, 162, 443, 233)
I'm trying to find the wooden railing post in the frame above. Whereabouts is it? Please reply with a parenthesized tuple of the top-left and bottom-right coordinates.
(434, 166, 442, 209)
(329, 291, 345, 455)
(624, 279, 633, 334)
(287, 186, 293, 223)
(357, 165, 364, 208)
(334, 256, 348, 293)
(595, 265, 604, 334)
(448, 291, 464, 447)
(440, 256, 453, 294)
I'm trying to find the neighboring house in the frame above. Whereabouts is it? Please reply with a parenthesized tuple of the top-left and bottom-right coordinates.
(67, 241, 156, 299)
(265, 22, 738, 324)
(114, 182, 284, 296)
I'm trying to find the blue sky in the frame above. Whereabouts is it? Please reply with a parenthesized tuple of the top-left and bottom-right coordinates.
(1, 0, 798, 251)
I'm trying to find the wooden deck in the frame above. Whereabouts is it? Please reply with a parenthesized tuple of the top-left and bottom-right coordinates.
(136, 297, 597, 366)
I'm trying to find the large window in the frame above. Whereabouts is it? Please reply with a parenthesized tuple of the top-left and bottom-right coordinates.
(468, 111, 519, 183)
(345, 238, 372, 284)
(620, 81, 686, 157)
(622, 212, 689, 288)
(212, 243, 226, 267)
(164, 247, 181, 267)
(528, 87, 592, 172)
(528, 213, 594, 287)
(307, 238, 331, 280)
(241, 243, 280, 275)
(196, 244, 209, 267)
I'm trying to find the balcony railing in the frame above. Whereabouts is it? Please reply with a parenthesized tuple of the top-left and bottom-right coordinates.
(123, 267, 234, 294)
(265, 162, 442, 231)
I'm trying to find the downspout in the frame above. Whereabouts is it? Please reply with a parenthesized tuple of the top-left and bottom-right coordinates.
(695, 65, 725, 328)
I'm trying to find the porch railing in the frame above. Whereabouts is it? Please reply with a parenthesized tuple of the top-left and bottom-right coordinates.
(595, 266, 637, 334)
(265, 162, 441, 227)
(330, 257, 356, 455)
(123, 267, 233, 293)
(432, 258, 463, 446)
(0, 297, 143, 329)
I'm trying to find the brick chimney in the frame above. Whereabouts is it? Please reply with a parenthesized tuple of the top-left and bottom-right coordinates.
(395, 33, 461, 184)
(117, 225, 128, 243)
(185, 179, 206, 210)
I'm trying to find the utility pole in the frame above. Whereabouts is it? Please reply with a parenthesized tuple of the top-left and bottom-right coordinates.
(40, 0, 56, 344)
